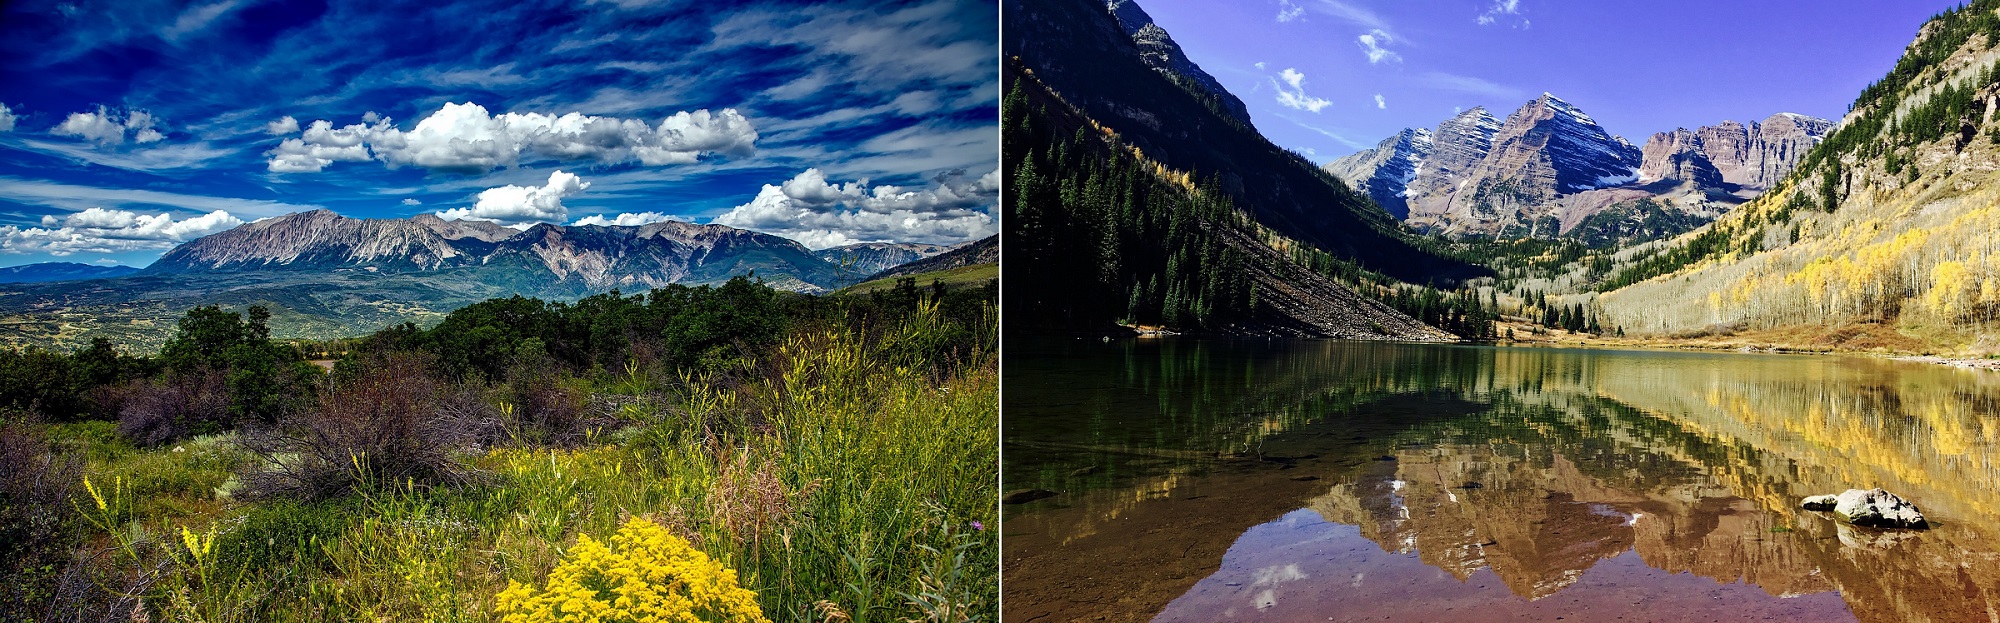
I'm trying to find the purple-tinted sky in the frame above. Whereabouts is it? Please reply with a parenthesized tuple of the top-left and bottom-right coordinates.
(1138, 0, 1955, 161)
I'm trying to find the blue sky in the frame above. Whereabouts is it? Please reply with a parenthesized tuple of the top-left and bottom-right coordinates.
(1139, 0, 1954, 162)
(0, 0, 998, 267)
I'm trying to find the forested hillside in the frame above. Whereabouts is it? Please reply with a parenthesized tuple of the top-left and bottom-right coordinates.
(1589, 0, 2000, 349)
(1003, 0, 1481, 285)
(1005, 65, 1488, 339)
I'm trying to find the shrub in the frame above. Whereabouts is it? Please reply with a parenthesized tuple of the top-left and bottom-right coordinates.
(239, 353, 473, 500)
(114, 371, 230, 447)
(0, 419, 85, 619)
(494, 517, 768, 623)
(498, 359, 593, 447)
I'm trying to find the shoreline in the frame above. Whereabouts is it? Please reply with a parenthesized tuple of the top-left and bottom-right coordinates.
(1890, 354, 2000, 371)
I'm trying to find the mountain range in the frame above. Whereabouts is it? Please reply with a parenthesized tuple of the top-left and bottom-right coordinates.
(1327, 98, 1829, 245)
(0, 210, 986, 351)
(813, 242, 957, 278)
(0, 262, 139, 284)
(149, 209, 849, 292)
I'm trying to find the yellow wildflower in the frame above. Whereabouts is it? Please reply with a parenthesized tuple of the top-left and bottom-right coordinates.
(496, 517, 768, 623)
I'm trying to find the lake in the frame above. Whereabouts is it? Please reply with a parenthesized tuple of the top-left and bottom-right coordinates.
(1002, 338, 2000, 622)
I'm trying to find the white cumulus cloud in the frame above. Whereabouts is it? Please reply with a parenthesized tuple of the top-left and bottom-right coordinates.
(572, 211, 678, 227)
(265, 115, 299, 135)
(53, 107, 164, 146)
(711, 168, 997, 249)
(436, 170, 590, 226)
(0, 104, 15, 132)
(1271, 68, 1332, 113)
(265, 118, 378, 172)
(401, 198, 422, 206)
(267, 102, 758, 174)
(1357, 29, 1399, 64)
(0, 208, 241, 256)
(1374, 94, 1387, 109)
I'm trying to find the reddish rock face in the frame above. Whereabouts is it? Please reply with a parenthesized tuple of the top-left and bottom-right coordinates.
(1647, 114, 1831, 191)
(1697, 121, 1755, 183)
(1639, 128, 1725, 188)
(1748, 113, 1834, 188)
(1407, 93, 1643, 235)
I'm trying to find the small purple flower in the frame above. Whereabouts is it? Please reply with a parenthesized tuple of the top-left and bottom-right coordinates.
(971, 520, 985, 531)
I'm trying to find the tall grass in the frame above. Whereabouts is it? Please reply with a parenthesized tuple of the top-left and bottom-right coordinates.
(30, 301, 996, 622)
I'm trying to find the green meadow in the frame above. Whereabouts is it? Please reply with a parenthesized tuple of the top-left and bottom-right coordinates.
(0, 276, 997, 622)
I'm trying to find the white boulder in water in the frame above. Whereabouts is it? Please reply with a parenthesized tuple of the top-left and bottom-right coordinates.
(1800, 488, 1928, 529)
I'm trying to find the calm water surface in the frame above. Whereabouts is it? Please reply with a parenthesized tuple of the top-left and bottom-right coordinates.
(1002, 338, 2000, 623)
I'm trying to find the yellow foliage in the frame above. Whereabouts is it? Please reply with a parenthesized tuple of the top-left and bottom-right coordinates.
(495, 518, 769, 623)
(1927, 260, 1973, 319)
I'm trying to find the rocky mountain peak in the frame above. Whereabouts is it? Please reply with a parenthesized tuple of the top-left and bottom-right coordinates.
(1102, 0, 1256, 128)
(1323, 128, 1435, 218)
(1371, 94, 1648, 236)
(1498, 93, 1641, 184)
(1400, 107, 1500, 200)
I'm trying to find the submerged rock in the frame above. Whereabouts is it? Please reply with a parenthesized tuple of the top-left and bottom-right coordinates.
(1836, 522, 1922, 548)
(1801, 488, 1928, 529)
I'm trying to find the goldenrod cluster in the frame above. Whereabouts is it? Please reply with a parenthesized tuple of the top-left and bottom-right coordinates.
(496, 518, 769, 623)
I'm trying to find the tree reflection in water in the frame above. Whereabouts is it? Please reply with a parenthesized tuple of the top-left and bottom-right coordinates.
(1004, 339, 2000, 623)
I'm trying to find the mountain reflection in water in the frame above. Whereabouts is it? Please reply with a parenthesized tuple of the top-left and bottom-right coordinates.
(1002, 339, 2000, 623)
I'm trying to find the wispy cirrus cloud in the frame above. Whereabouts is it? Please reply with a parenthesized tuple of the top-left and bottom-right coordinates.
(1281, 116, 1365, 150)
(1306, 0, 1393, 33)
(1415, 71, 1526, 100)
(1276, 0, 1304, 22)
(1477, 0, 1528, 27)
(0, 177, 321, 219)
